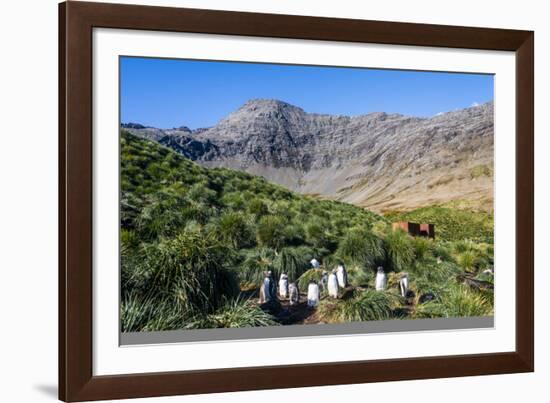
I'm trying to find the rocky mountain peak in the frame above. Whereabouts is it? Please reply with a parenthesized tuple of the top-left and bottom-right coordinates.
(218, 98, 306, 125)
(123, 99, 494, 212)
(240, 98, 303, 113)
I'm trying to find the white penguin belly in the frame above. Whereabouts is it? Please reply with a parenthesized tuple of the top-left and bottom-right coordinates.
(400, 277, 409, 296)
(307, 284, 320, 307)
(375, 273, 386, 291)
(336, 267, 347, 288)
(279, 279, 288, 298)
(328, 274, 339, 298)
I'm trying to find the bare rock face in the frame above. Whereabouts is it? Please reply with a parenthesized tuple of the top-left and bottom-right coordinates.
(158, 133, 220, 161)
(123, 99, 494, 213)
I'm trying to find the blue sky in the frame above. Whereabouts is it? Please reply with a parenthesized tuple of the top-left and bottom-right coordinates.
(120, 57, 494, 129)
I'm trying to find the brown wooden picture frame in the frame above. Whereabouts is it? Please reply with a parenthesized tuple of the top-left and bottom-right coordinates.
(59, 1, 534, 401)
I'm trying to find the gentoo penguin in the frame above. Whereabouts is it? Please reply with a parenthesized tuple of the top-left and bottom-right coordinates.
(375, 266, 387, 291)
(307, 281, 320, 308)
(289, 283, 300, 306)
(319, 270, 329, 293)
(399, 273, 409, 297)
(278, 273, 289, 299)
(258, 271, 275, 303)
(336, 264, 348, 288)
(310, 258, 320, 268)
(327, 269, 339, 298)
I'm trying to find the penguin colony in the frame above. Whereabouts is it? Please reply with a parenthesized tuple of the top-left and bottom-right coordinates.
(259, 260, 411, 308)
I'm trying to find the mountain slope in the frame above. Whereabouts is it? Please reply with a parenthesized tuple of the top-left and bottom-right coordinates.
(120, 130, 494, 332)
(120, 130, 384, 241)
(123, 99, 494, 213)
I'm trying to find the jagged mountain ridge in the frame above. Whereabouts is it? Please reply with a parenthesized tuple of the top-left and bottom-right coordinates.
(123, 99, 494, 213)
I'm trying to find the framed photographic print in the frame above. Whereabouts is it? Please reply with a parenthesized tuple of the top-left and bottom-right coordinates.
(59, 1, 534, 401)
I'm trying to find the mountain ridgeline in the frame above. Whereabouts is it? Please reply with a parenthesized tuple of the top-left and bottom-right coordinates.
(123, 99, 494, 213)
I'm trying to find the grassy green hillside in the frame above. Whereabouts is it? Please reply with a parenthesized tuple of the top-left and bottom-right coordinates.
(385, 206, 494, 243)
(121, 131, 494, 332)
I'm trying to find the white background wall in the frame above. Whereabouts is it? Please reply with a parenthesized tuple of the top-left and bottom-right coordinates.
(0, 0, 545, 402)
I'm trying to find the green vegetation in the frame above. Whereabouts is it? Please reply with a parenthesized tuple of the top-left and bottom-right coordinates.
(412, 285, 493, 318)
(185, 297, 279, 329)
(384, 229, 415, 272)
(122, 131, 383, 331)
(318, 290, 398, 323)
(470, 163, 494, 179)
(386, 206, 494, 243)
(121, 131, 494, 332)
(336, 228, 384, 268)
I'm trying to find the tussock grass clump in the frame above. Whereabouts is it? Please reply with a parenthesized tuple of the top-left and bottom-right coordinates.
(412, 237, 433, 260)
(433, 242, 455, 262)
(121, 293, 183, 332)
(407, 259, 461, 298)
(274, 247, 311, 281)
(247, 198, 269, 218)
(237, 245, 315, 288)
(336, 228, 384, 269)
(346, 265, 374, 288)
(383, 229, 414, 272)
(449, 240, 493, 274)
(237, 247, 277, 287)
(371, 220, 392, 238)
(256, 215, 288, 251)
(318, 290, 397, 323)
(412, 285, 493, 319)
(186, 297, 279, 329)
(217, 212, 255, 249)
(453, 239, 476, 253)
(134, 192, 191, 241)
(121, 227, 240, 333)
(458, 250, 477, 272)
